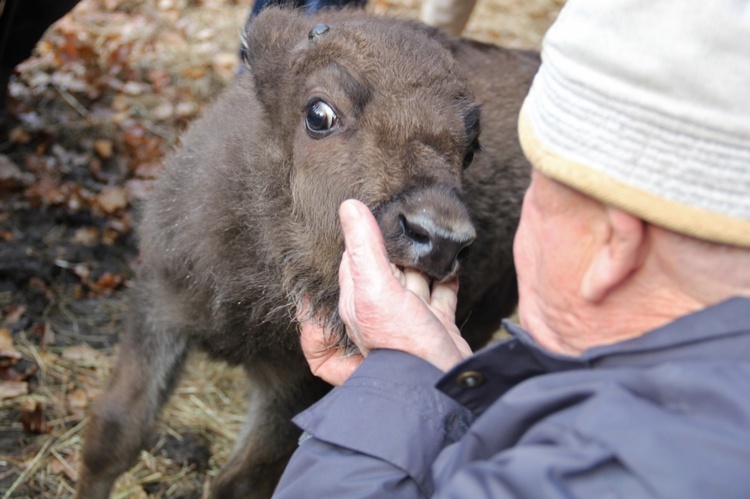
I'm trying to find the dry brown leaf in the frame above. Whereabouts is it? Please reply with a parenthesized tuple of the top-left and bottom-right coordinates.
(1, 362, 38, 382)
(1, 365, 22, 382)
(25, 178, 84, 209)
(0, 327, 22, 364)
(147, 67, 172, 92)
(93, 272, 125, 291)
(67, 388, 89, 418)
(72, 264, 91, 280)
(152, 102, 175, 121)
(111, 93, 130, 113)
(0, 154, 21, 180)
(9, 126, 32, 145)
(93, 139, 114, 158)
(182, 67, 206, 79)
(0, 381, 29, 399)
(121, 81, 150, 96)
(103, 0, 121, 11)
(213, 52, 239, 81)
(0, 155, 26, 185)
(21, 402, 50, 434)
(2, 305, 27, 325)
(174, 101, 199, 118)
(61, 344, 105, 368)
(133, 161, 161, 179)
(73, 226, 101, 246)
(97, 186, 129, 214)
(122, 125, 166, 169)
(48, 455, 79, 480)
(29, 322, 55, 349)
(125, 179, 155, 200)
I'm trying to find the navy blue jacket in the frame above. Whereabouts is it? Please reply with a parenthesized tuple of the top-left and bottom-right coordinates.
(274, 297, 750, 498)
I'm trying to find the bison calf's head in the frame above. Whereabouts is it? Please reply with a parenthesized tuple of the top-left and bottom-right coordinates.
(239, 8, 483, 333)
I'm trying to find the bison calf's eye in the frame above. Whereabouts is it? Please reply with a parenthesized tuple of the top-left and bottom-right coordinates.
(463, 140, 482, 170)
(305, 100, 339, 138)
(462, 150, 475, 170)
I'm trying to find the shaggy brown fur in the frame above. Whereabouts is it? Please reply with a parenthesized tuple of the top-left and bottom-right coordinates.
(76, 7, 538, 498)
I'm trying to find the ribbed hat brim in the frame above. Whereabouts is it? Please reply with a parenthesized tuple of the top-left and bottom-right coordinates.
(519, 105, 750, 248)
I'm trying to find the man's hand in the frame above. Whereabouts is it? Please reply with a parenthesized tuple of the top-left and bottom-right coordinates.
(298, 303, 363, 386)
(297, 199, 472, 386)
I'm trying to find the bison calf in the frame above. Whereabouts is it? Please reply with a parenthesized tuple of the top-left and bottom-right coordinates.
(76, 7, 538, 498)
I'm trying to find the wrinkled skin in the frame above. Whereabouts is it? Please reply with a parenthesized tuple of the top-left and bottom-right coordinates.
(76, 7, 538, 499)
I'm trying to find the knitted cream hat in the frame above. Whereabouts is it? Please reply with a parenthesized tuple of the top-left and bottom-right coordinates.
(518, 0, 750, 247)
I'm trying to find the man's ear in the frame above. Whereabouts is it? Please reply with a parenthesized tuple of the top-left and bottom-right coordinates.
(581, 207, 646, 303)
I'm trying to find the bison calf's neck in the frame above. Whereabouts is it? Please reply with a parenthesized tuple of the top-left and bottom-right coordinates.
(76, 7, 537, 498)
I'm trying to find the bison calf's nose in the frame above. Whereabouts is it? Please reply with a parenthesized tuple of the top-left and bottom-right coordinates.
(376, 186, 477, 281)
(399, 211, 476, 280)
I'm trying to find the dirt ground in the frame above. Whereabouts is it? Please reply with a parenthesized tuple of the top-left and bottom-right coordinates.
(0, 0, 563, 496)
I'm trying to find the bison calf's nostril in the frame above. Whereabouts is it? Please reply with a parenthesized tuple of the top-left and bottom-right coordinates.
(400, 214, 433, 247)
(457, 241, 473, 261)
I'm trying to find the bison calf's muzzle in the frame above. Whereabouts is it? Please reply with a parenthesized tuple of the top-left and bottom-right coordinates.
(377, 186, 476, 282)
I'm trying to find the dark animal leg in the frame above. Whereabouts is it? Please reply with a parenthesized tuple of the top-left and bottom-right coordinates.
(212, 360, 330, 499)
(76, 293, 190, 498)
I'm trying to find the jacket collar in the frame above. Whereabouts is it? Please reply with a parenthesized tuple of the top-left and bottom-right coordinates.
(437, 297, 750, 413)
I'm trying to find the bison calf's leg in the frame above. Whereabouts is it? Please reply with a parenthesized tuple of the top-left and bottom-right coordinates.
(211, 360, 330, 498)
(76, 289, 190, 498)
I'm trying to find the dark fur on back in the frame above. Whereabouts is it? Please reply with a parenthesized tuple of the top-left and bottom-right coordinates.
(76, 7, 539, 498)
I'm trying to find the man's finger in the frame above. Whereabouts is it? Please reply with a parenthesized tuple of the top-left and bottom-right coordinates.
(320, 354, 363, 387)
(403, 269, 431, 302)
(339, 200, 394, 287)
(429, 279, 459, 320)
(298, 316, 331, 348)
(390, 263, 406, 287)
(338, 249, 353, 297)
(299, 320, 363, 386)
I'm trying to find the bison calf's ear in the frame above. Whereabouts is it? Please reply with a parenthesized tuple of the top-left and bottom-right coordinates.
(240, 7, 309, 109)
